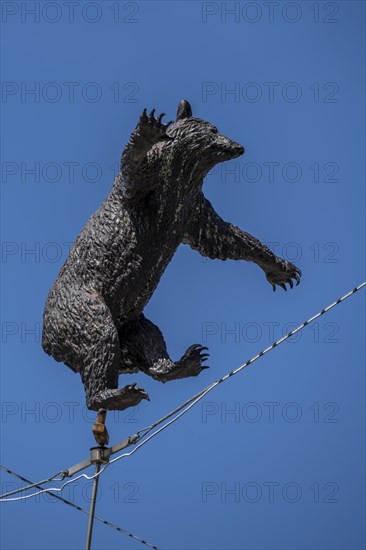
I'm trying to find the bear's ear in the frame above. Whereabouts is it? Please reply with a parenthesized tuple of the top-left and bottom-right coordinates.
(176, 99, 193, 121)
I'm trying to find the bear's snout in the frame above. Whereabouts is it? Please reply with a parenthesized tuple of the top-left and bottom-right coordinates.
(215, 135, 245, 158)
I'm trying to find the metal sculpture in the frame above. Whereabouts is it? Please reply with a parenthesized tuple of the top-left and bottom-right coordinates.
(42, 100, 301, 411)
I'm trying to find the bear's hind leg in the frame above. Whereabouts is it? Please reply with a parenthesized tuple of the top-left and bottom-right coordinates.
(73, 290, 148, 411)
(119, 314, 209, 383)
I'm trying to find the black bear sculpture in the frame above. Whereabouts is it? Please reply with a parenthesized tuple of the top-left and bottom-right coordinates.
(42, 100, 301, 411)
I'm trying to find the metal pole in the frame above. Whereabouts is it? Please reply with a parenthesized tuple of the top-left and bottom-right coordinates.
(85, 410, 110, 550)
(85, 461, 101, 550)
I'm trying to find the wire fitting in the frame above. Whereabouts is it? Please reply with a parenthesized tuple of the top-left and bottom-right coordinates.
(90, 447, 110, 465)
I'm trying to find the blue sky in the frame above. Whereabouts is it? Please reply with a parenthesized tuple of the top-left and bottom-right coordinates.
(1, 1, 365, 549)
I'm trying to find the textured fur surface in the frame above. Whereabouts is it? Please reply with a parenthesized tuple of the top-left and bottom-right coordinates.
(42, 100, 301, 410)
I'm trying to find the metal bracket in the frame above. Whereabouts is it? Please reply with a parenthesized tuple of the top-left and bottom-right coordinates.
(62, 457, 92, 478)
(108, 433, 140, 456)
(62, 432, 140, 478)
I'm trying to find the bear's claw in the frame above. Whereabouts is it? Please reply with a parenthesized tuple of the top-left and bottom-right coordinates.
(265, 259, 302, 292)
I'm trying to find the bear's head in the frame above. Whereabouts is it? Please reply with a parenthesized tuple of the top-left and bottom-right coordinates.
(164, 100, 244, 182)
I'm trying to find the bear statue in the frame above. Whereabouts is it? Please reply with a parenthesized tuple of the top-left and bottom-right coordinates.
(42, 100, 301, 411)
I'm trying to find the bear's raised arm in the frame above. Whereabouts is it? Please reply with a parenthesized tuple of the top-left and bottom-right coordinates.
(120, 109, 173, 200)
(183, 193, 301, 291)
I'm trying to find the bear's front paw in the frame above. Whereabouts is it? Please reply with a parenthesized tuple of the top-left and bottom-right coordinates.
(264, 257, 302, 292)
(136, 108, 173, 144)
(178, 344, 210, 377)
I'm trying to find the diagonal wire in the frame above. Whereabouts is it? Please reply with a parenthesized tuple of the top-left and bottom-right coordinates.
(1, 280, 365, 503)
(0, 466, 159, 550)
(136, 280, 366, 438)
(0, 470, 63, 499)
